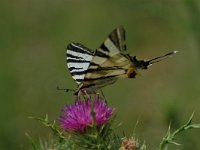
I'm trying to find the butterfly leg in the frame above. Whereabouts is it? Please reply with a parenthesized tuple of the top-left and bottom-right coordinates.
(77, 91, 85, 100)
(77, 90, 91, 101)
(99, 90, 108, 104)
(83, 90, 92, 100)
(77, 91, 81, 100)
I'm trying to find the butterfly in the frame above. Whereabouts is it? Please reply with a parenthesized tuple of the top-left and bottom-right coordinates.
(66, 26, 177, 95)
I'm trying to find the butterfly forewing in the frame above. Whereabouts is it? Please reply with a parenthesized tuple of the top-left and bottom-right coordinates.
(95, 26, 126, 62)
(105, 26, 126, 52)
(66, 42, 94, 84)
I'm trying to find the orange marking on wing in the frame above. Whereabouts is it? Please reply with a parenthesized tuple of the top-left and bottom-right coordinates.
(127, 66, 136, 78)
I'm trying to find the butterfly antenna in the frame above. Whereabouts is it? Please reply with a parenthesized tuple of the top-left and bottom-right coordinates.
(56, 86, 75, 93)
(147, 51, 178, 65)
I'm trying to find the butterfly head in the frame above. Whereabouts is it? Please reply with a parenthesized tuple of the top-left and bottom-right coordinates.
(128, 51, 178, 78)
(130, 56, 149, 69)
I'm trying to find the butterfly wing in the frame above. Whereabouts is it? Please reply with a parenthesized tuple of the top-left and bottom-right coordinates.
(66, 42, 94, 84)
(78, 26, 132, 92)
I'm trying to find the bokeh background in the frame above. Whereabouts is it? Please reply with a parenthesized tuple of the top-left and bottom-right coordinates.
(1, 0, 200, 149)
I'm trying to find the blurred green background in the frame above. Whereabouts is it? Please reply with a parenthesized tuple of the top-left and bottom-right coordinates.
(1, 0, 200, 149)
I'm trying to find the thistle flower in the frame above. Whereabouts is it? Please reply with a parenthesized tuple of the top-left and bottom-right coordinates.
(59, 98, 114, 132)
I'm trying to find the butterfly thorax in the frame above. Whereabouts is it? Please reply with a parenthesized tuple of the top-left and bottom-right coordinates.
(126, 55, 150, 78)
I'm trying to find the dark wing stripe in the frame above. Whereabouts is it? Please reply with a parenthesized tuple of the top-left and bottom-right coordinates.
(90, 62, 100, 67)
(70, 70, 87, 76)
(117, 26, 126, 51)
(76, 78, 84, 82)
(71, 67, 123, 76)
(109, 32, 119, 50)
(100, 43, 110, 52)
(84, 75, 117, 81)
(67, 59, 90, 63)
(95, 50, 110, 58)
(67, 49, 92, 59)
(67, 43, 94, 56)
(67, 53, 85, 60)
(117, 26, 126, 50)
(118, 28, 127, 50)
(68, 67, 83, 71)
(86, 67, 124, 73)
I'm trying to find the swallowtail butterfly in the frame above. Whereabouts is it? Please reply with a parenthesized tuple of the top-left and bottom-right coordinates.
(66, 26, 177, 95)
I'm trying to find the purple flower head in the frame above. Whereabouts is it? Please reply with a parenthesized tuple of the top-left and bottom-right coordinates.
(59, 98, 114, 132)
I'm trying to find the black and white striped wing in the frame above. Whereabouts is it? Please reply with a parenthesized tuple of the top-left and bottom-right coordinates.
(105, 25, 126, 52)
(92, 26, 126, 67)
(79, 26, 131, 90)
(66, 42, 94, 84)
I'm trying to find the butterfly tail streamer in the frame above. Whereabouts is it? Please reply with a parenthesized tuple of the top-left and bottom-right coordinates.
(147, 51, 178, 65)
